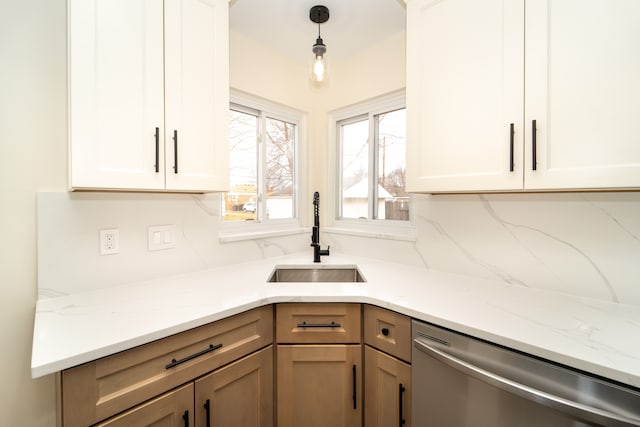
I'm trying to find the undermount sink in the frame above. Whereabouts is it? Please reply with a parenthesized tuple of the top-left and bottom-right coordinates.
(267, 265, 366, 283)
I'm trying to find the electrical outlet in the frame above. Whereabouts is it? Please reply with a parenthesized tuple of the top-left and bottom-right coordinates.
(100, 228, 120, 255)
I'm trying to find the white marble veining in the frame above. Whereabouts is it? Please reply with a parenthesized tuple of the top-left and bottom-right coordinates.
(37, 192, 309, 297)
(327, 192, 640, 305)
(32, 252, 640, 390)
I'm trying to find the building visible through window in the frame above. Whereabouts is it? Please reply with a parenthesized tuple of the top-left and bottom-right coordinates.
(338, 102, 409, 222)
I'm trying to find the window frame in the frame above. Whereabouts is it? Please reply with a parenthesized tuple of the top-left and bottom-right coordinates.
(220, 90, 307, 242)
(327, 90, 415, 240)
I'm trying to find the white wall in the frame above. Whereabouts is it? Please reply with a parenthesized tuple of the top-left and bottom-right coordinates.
(0, 0, 66, 424)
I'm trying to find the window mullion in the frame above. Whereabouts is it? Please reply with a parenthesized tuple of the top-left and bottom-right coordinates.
(370, 113, 378, 220)
(336, 125, 344, 220)
(257, 112, 266, 222)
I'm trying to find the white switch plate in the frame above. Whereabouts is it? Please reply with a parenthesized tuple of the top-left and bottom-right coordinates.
(148, 225, 176, 251)
(99, 228, 120, 255)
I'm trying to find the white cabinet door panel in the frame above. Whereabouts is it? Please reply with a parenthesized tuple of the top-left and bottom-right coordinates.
(406, 0, 524, 192)
(164, 0, 229, 192)
(525, 0, 640, 190)
(69, 0, 165, 190)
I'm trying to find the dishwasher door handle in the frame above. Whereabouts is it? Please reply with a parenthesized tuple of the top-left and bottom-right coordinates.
(414, 337, 640, 427)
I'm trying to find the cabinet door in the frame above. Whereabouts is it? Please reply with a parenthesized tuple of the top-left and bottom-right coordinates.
(524, 0, 640, 190)
(94, 383, 194, 427)
(277, 345, 361, 427)
(406, 0, 525, 192)
(68, 0, 165, 190)
(164, 0, 229, 192)
(364, 346, 411, 427)
(195, 346, 273, 427)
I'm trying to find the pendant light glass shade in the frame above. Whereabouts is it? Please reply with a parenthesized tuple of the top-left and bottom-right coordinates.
(310, 36, 329, 83)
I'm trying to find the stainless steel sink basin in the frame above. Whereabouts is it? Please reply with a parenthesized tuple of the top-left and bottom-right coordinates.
(267, 265, 366, 283)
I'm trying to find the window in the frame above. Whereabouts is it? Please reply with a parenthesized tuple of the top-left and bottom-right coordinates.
(221, 91, 305, 238)
(334, 91, 411, 230)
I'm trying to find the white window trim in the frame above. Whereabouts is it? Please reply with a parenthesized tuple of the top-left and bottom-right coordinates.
(326, 89, 416, 241)
(219, 89, 308, 242)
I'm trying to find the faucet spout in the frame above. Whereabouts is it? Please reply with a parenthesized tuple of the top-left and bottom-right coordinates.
(311, 192, 330, 262)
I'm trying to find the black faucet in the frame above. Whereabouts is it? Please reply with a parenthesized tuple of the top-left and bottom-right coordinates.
(311, 192, 330, 262)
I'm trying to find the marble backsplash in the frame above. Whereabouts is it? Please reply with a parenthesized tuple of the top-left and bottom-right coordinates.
(36, 192, 310, 297)
(38, 191, 640, 306)
(326, 192, 640, 306)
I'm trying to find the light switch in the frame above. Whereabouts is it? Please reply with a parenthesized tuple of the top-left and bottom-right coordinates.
(148, 225, 176, 251)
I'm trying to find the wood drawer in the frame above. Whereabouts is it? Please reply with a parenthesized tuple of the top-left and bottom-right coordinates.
(276, 303, 361, 344)
(61, 305, 273, 427)
(363, 305, 411, 362)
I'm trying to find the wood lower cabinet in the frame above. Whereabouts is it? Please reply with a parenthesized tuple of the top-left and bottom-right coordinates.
(195, 346, 273, 427)
(275, 303, 362, 427)
(60, 306, 273, 426)
(363, 304, 412, 427)
(364, 346, 411, 427)
(59, 303, 413, 427)
(277, 345, 362, 427)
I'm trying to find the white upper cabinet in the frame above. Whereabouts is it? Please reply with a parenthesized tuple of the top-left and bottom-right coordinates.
(69, 0, 229, 192)
(406, 0, 640, 193)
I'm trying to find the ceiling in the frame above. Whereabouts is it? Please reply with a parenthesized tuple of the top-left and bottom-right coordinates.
(229, 0, 406, 65)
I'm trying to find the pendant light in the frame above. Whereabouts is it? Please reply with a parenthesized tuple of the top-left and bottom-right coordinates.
(309, 5, 330, 85)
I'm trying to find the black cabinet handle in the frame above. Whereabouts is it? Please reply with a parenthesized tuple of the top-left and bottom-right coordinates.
(204, 399, 211, 427)
(381, 327, 390, 336)
(182, 410, 189, 427)
(165, 343, 222, 369)
(509, 123, 515, 172)
(532, 119, 537, 171)
(352, 364, 357, 410)
(154, 127, 160, 173)
(399, 383, 406, 426)
(296, 321, 341, 328)
(173, 130, 179, 174)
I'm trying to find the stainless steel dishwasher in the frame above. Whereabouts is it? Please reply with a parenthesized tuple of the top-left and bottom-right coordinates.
(412, 320, 640, 427)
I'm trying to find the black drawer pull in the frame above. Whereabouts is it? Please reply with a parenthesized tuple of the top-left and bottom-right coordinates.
(532, 119, 537, 171)
(204, 399, 211, 427)
(353, 364, 357, 410)
(399, 383, 406, 426)
(165, 343, 222, 369)
(154, 127, 160, 173)
(297, 321, 341, 328)
(173, 130, 179, 174)
(509, 123, 515, 172)
(381, 327, 390, 336)
(183, 410, 189, 427)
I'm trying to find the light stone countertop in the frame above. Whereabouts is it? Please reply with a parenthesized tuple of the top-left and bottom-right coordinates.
(31, 252, 640, 389)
